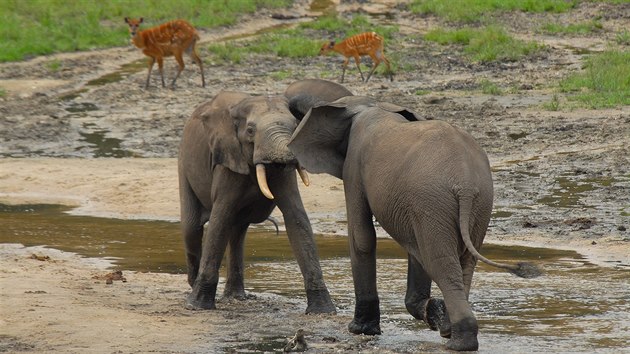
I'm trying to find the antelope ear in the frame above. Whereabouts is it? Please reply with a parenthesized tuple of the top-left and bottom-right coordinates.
(124, 17, 130, 24)
(377, 102, 423, 121)
(288, 101, 352, 179)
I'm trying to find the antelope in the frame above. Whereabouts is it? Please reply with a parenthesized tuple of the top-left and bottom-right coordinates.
(319, 31, 393, 83)
(124, 17, 205, 89)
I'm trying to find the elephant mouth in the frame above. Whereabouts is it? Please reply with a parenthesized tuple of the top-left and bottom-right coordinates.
(255, 163, 310, 200)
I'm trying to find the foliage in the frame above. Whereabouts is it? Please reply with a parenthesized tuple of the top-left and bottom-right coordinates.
(0, 0, 291, 62)
(425, 26, 542, 62)
(616, 30, 630, 45)
(559, 50, 630, 108)
(541, 21, 603, 35)
(409, 0, 578, 23)
(479, 79, 503, 95)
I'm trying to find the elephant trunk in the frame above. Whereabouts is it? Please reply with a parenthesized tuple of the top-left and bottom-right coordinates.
(253, 123, 310, 199)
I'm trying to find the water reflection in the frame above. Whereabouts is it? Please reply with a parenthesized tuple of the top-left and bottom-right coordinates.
(1, 203, 629, 352)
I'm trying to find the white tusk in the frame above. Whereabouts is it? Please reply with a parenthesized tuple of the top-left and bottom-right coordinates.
(256, 164, 274, 200)
(297, 165, 310, 187)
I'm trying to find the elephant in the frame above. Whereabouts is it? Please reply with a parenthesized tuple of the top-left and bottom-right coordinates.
(284, 78, 353, 120)
(287, 96, 541, 351)
(178, 90, 345, 314)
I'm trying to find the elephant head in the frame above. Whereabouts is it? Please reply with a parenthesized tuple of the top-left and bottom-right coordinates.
(193, 91, 308, 199)
(288, 96, 423, 178)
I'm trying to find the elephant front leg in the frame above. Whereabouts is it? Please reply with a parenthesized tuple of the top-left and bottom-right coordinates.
(272, 174, 335, 314)
(405, 255, 451, 338)
(186, 214, 232, 310)
(346, 202, 381, 335)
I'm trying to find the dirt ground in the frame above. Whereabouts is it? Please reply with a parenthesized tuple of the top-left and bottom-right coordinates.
(1, 0, 629, 353)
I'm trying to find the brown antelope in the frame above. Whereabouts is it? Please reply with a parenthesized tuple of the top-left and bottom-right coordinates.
(124, 17, 205, 89)
(319, 31, 393, 83)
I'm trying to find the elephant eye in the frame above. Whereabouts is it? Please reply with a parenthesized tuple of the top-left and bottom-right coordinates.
(245, 124, 256, 137)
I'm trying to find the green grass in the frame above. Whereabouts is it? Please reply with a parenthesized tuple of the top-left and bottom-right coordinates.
(0, 0, 291, 62)
(479, 79, 503, 95)
(409, 0, 578, 23)
(0, 88, 6, 97)
(300, 14, 398, 40)
(616, 30, 630, 45)
(206, 14, 399, 78)
(541, 21, 603, 35)
(425, 26, 542, 62)
(559, 50, 630, 108)
(207, 28, 321, 64)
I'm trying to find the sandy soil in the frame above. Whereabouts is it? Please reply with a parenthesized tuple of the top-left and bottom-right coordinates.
(1, 1, 629, 353)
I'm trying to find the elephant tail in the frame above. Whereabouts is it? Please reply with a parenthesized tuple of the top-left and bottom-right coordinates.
(458, 194, 542, 279)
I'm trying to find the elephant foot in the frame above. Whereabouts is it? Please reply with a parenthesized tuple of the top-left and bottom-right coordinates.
(425, 298, 451, 338)
(348, 299, 381, 335)
(446, 318, 479, 352)
(185, 293, 216, 310)
(348, 319, 381, 335)
(305, 289, 336, 314)
(185, 282, 218, 310)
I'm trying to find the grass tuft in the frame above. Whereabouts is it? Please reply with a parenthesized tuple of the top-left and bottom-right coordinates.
(425, 26, 542, 62)
(559, 50, 630, 108)
(409, 0, 577, 23)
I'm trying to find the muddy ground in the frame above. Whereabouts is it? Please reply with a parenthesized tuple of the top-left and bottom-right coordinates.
(0, 0, 629, 353)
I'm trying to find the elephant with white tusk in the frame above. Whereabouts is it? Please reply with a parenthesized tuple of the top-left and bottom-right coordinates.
(288, 95, 541, 351)
(178, 91, 334, 313)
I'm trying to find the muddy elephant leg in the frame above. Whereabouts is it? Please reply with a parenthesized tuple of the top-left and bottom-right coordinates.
(271, 171, 335, 314)
(179, 179, 208, 287)
(405, 255, 451, 338)
(186, 207, 236, 310)
(345, 190, 380, 335)
(223, 223, 249, 299)
(424, 246, 479, 351)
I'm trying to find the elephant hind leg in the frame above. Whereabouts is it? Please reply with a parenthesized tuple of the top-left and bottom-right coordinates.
(405, 254, 451, 338)
(417, 228, 479, 351)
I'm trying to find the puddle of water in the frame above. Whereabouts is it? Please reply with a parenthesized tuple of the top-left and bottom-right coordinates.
(59, 88, 89, 101)
(310, 0, 336, 16)
(86, 59, 146, 86)
(77, 128, 135, 158)
(492, 210, 514, 218)
(537, 176, 597, 208)
(508, 132, 528, 140)
(65, 102, 99, 113)
(1, 203, 628, 353)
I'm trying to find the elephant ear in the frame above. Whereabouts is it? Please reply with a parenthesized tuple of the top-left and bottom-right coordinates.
(377, 102, 424, 121)
(288, 94, 323, 120)
(288, 101, 351, 179)
(201, 92, 251, 175)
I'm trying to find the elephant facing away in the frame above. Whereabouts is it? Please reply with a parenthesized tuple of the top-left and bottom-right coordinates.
(284, 78, 353, 120)
(288, 96, 541, 351)
(178, 91, 338, 313)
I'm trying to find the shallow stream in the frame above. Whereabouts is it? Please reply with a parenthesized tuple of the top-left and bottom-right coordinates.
(1, 203, 628, 353)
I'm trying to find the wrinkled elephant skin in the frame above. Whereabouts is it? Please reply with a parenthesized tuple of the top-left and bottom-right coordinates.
(178, 91, 337, 314)
(288, 96, 540, 351)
